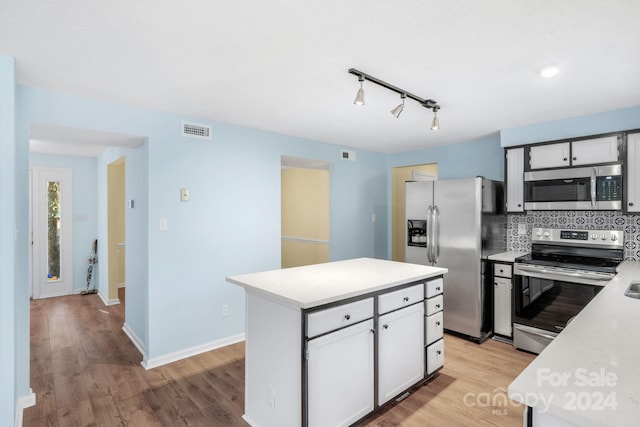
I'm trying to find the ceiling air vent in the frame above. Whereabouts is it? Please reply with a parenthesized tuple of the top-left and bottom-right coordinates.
(182, 121, 212, 140)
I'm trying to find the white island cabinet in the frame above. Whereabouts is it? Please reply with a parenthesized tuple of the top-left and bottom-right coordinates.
(227, 258, 447, 427)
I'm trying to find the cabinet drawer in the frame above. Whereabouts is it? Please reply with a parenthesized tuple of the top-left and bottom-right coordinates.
(426, 339, 444, 375)
(378, 283, 424, 315)
(425, 294, 443, 316)
(425, 311, 444, 346)
(425, 278, 444, 298)
(307, 298, 373, 338)
(494, 263, 512, 278)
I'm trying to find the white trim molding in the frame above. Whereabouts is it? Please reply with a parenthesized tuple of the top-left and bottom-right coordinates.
(141, 333, 245, 370)
(97, 290, 120, 306)
(15, 388, 36, 427)
(122, 322, 145, 357)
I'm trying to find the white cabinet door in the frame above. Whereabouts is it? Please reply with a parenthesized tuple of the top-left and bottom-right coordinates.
(378, 303, 425, 405)
(307, 319, 374, 427)
(529, 142, 570, 169)
(627, 133, 640, 213)
(571, 136, 619, 166)
(506, 148, 524, 212)
(494, 277, 512, 336)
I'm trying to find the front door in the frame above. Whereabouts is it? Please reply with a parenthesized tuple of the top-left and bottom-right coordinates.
(31, 167, 73, 299)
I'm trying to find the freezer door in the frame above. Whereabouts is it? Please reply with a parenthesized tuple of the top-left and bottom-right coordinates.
(433, 178, 484, 339)
(404, 181, 433, 265)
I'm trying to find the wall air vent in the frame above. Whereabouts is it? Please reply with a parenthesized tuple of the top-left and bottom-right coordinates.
(182, 121, 212, 140)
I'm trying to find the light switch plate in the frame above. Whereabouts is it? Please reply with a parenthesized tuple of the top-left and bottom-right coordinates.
(180, 188, 190, 202)
(159, 217, 168, 231)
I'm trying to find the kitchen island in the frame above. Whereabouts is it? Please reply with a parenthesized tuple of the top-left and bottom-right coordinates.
(508, 261, 640, 427)
(227, 257, 447, 427)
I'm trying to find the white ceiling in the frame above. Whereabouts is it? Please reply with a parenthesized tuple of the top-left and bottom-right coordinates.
(2, 0, 640, 154)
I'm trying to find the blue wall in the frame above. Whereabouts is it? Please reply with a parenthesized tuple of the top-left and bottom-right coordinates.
(0, 54, 18, 427)
(500, 105, 640, 147)
(16, 85, 388, 366)
(30, 153, 99, 293)
(389, 135, 504, 181)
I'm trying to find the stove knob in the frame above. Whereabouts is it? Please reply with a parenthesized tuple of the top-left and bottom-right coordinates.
(591, 233, 598, 240)
(536, 230, 542, 237)
(601, 233, 607, 240)
(543, 231, 550, 238)
(611, 234, 618, 241)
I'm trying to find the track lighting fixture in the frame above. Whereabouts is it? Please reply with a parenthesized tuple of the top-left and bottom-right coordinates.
(431, 107, 440, 131)
(353, 75, 365, 105)
(349, 68, 441, 128)
(390, 94, 406, 118)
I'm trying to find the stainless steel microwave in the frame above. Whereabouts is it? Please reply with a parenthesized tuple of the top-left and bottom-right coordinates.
(524, 164, 622, 210)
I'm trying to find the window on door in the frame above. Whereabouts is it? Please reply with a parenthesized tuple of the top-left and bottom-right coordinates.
(47, 180, 61, 281)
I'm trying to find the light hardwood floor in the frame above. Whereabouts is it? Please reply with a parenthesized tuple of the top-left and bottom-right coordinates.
(24, 292, 534, 426)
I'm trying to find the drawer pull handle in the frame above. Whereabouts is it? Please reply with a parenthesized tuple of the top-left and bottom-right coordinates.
(437, 350, 442, 355)
(435, 304, 441, 309)
(436, 321, 441, 326)
(436, 287, 441, 291)
(403, 296, 410, 302)
(370, 329, 375, 334)
(344, 314, 351, 320)
(383, 324, 389, 329)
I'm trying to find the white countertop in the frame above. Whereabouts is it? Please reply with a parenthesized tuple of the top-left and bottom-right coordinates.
(226, 257, 447, 309)
(488, 251, 528, 263)
(508, 261, 640, 427)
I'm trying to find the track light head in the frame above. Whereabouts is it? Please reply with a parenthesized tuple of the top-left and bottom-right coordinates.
(390, 94, 406, 118)
(431, 107, 440, 131)
(353, 75, 365, 105)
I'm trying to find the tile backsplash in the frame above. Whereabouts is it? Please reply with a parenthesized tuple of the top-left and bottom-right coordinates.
(507, 211, 640, 260)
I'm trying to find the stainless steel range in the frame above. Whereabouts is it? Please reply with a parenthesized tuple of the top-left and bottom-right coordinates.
(513, 227, 624, 354)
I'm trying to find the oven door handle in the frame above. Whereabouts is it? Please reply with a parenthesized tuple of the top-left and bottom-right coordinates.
(515, 265, 613, 283)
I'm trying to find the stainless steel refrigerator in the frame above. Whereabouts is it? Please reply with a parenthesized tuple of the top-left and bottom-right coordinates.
(405, 177, 506, 342)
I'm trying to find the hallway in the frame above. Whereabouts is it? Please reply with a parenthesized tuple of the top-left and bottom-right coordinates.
(24, 293, 247, 426)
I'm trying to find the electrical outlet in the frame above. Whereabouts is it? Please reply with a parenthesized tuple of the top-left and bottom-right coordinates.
(518, 224, 527, 235)
(267, 385, 276, 408)
(222, 304, 229, 317)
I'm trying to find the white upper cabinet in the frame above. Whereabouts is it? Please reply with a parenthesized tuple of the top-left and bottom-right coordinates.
(529, 142, 570, 169)
(506, 148, 524, 212)
(571, 136, 619, 166)
(627, 133, 640, 213)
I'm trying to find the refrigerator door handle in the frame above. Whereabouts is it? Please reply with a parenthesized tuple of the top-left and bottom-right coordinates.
(432, 205, 439, 263)
(426, 205, 433, 263)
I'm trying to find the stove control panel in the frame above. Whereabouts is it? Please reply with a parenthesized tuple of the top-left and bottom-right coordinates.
(532, 227, 624, 248)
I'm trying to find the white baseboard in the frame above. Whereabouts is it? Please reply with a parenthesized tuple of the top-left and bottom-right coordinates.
(97, 291, 120, 306)
(141, 333, 245, 370)
(15, 388, 36, 427)
(122, 322, 145, 357)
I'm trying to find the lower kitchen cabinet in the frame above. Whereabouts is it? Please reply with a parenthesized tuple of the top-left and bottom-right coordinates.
(307, 319, 375, 427)
(493, 262, 513, 337)
(377, 302, 425, 405)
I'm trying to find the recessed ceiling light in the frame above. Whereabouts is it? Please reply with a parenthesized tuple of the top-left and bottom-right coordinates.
(540, 65, 560, 78)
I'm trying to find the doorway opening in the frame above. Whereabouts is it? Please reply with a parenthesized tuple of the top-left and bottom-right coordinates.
(30, 167, 73, 299)
(107, 157, 126, 303)
(281, 156, 330, 268)
(391, 163, 438, 262)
